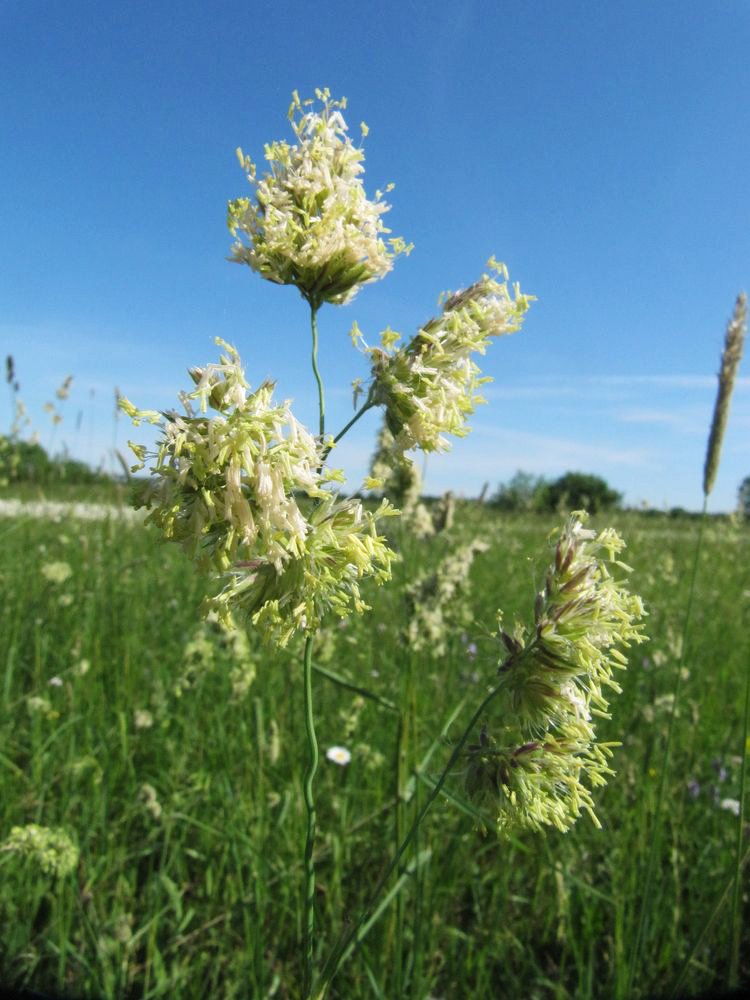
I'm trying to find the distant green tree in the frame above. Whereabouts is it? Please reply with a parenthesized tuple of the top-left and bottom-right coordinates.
(537, 472, 622, 514)
(490, 470, 547, 512)
(738, 475, 750, 518)
(0, 435, 107, 485)
(0, 435, 53, 484)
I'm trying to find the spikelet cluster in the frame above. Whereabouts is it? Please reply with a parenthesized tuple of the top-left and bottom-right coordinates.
(1, 824, 79, 877)
(121, 340, 397, 646)
(228, 88, 412, 306)
(464, 512, 647, 834)
(358, 259, 531, 453)
(120, 339, 326, 573)
(211, 491, 397, 647)
(405, 539, 488, 656)
(703, 292, 747, 497)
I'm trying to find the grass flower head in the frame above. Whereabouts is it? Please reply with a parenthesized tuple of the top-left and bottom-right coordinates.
(122, 340, 399, 647)
(360, 259, 531, 453)
(210, 493, 398, 647)
(228, 88, 412, 306)
(121, 339, 329, 574)
(465, 512, 647, 834)
(703, 292, 747, 497)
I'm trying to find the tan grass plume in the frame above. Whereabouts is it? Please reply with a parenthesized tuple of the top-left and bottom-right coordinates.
(703, 292, 747, 497)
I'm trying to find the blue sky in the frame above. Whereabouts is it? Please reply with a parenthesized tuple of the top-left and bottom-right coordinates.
(2, 0, 749, 511)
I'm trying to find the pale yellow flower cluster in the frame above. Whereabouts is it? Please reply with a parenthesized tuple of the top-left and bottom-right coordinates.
(465, 512, 647, 834)
(1, 824, 79, 877)
(228, 88, 412, 306)
(359, 259, 532, 453)
(405, 539, 488, 656)
(121, 340, 397, 646)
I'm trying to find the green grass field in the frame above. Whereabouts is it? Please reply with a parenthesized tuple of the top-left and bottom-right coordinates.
(1, 490, 748, 999)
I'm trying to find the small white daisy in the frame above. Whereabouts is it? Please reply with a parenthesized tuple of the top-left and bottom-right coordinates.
(720, 798, 741, 817)
(326, 745, 351, 766)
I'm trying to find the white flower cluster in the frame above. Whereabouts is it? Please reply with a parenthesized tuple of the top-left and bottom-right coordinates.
(359, 259, 531, 453)
(121, 339, 327, 574)
(121, 340, 397, 646)
(1, 824, 79, 877)
(465, 512, 647, 834)
(177, 611, 255, 701)
(228, 88, 412, 306)
(211, 490, 397, 648)
(405, 539, 489, 656)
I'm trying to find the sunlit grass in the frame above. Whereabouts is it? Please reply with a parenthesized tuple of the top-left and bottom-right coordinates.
(1, 491, 748, 998)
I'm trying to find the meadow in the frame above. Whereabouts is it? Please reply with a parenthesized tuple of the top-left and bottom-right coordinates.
(1, 484, 748, 1000)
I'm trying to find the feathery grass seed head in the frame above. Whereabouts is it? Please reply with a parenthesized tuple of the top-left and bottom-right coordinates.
(465, 511, 647, 834)
(703, 292, 747, 497)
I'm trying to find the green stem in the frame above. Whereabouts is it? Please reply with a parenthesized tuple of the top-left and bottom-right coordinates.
(625, 494, 708, 999)
(312, 661, 398, 713)
(334, 396, 376, 447)
(301, 298, 325, 999)
(309, 301, 325, 438)
(313, 676, 507, 999)
(318, 391, 377, 468)
(394, 705, 406, 997)
(302, 634, 319, 999)
(729, 643, 750, 987)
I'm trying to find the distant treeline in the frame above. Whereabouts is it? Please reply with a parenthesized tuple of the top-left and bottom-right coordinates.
(0, 435, 114, 486)
(489, 470, 622, 514)
(2, 438, 748, 520)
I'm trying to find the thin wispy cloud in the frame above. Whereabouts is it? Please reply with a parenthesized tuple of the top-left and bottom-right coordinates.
(464, 424, 651, 469)
(612, 407, 705, 432)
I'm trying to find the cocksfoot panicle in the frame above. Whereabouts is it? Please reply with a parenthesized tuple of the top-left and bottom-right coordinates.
(406, 539, 488, 656)
(358, 259, 531, 453)
(121, 339, 399, 647)
(1, 824, 79, 877)
(228, 88, 412, 306)
(210, 493, 398, 647)
(465, 512, 647, 834)
(120, 339, 331, 573)
(368, 419, 422, 508)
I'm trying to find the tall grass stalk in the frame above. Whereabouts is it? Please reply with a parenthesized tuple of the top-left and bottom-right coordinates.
(301, 297, 324, 999)
(628, 292, 746, 998)
(301, 633, 319, 999)
(729, 656, 749, 987)
(313, 676, 509, 999)
(624, 497, 707, 999)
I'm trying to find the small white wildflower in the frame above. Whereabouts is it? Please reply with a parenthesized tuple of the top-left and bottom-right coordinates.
(1, 824, 78, 876)
(41, 561, 72, 584)
(134, 709, 154, 730)
(48, 676, 63, 688)
(27, 696, 52, 714)
(139, 783, 162, 819)
(720, 798, 741, 816)
(74, 658, 90, 677)
(326, 745, 351, 766)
